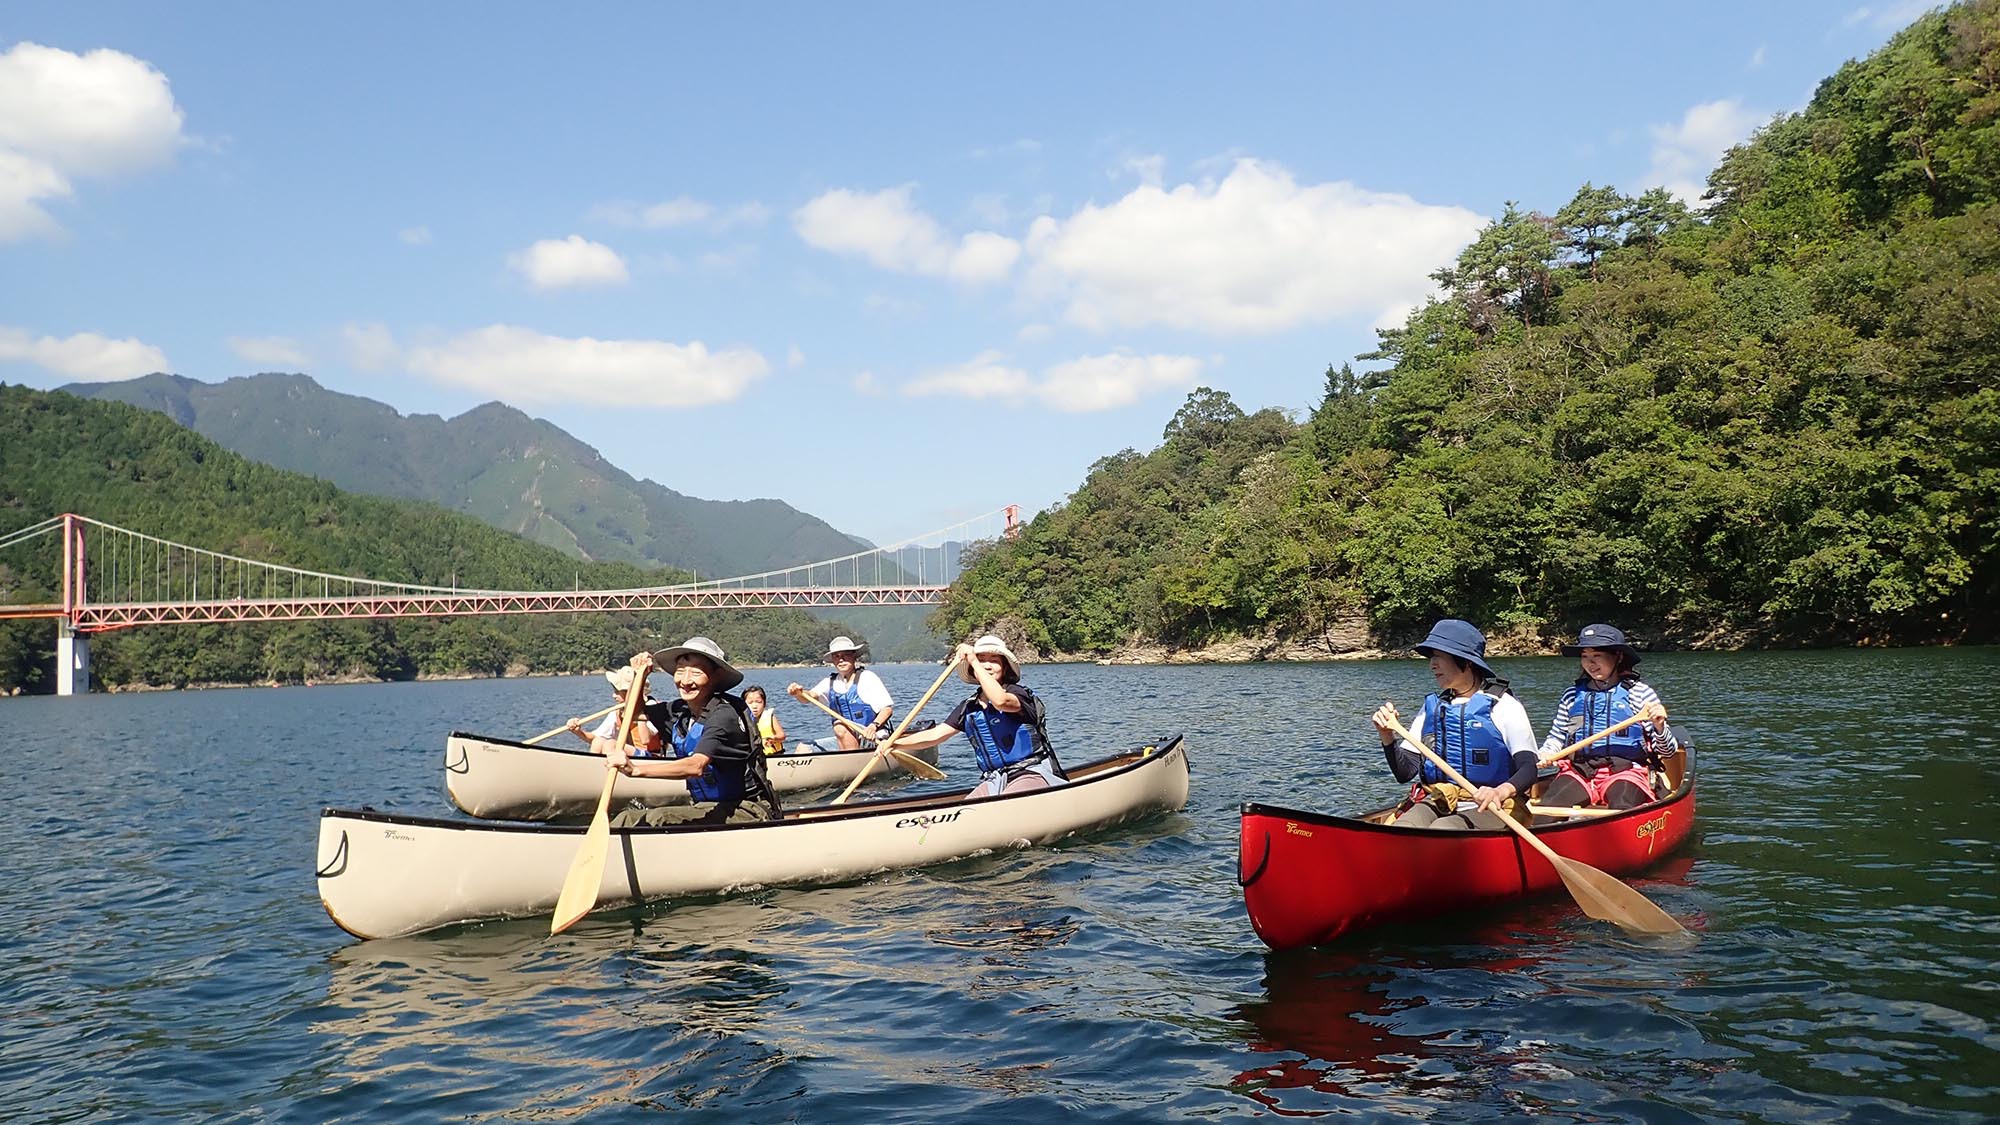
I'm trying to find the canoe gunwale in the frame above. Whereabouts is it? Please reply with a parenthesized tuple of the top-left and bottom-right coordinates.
(1238, 752, 1695, 842)
(330, 733, 1188, 838)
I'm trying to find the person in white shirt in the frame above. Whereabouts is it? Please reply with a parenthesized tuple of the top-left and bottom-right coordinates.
(787, 635, 894, 752)
(1370, 619, 1540, 829)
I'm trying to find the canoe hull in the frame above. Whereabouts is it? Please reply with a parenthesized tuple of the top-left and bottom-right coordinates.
(321, 736, 1191, 940)
(444, 732, 944, 819)
(1239, 754, 1696, 950)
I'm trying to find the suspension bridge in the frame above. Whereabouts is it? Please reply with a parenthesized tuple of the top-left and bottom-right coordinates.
(0, 507, 1020, 694)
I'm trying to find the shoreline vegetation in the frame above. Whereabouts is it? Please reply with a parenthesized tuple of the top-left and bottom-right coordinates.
(929, 7, 1997, 661)
(4, 6, 1996, 695)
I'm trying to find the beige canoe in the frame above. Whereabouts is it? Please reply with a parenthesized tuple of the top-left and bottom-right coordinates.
(318, 735, 1190, 940)
(444, 731, 944, 819)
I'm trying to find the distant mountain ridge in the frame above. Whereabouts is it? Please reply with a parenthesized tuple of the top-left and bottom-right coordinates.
(62, 372, 871, 577)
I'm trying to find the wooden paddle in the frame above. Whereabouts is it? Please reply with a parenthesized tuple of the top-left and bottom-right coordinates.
(1541, 705, 1667, 766)
(550, 662, 651, 935)
(1527, 804, 1628, 819)
(1381, 714, 1685, 935)
(831, 655, 964, 805)
(787, 685, 949, 781)
(524, 703, 619, 746)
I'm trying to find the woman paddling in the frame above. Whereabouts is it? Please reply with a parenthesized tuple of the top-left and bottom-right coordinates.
(883, 634, 1065, 798)
(1369, 619, 1540, 830)
(1537, 623, 1678, 809)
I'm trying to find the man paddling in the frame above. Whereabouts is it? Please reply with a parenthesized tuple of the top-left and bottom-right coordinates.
(594, 637, 780, 826)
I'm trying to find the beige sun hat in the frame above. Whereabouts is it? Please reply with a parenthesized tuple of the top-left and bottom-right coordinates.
(823, 635, 866, 661)
(605, 666, 637, 693)
(958, 633, 1022, 683)
(652, 635, 744, 691)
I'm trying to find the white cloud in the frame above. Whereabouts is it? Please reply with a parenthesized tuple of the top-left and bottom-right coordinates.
(508, 235, 628, 289)
(1644, 98, 1764, 206)
(227, 335, 308, 368)
(793, 185, 1020, 285)
(1844, 2, 1936, 31)
(902, 349, 1202, 413)
(903, 351, 1031, 401)
(852, 371, 885, 396)
(0, 325, 168, 381)
(787, 345, 805, 369)
(342, 322, 401, 372)
(1024, 158, 1485, 334)
(0, 42, 185, 241)
(595, 196, 770, 231)
(1122, 153, 1166, 186)
(399, 225, 432, 246)
(1749, 45, 1767, 68)
(405, 325, 769, 408)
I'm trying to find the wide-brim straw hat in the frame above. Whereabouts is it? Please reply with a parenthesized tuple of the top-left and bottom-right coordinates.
(1412, 618, 1494, 678)
(958, 633, 1022, 683)
(605, 666, 637, 693)
(653, 635, 744, 691)
(823, 635, 866, 661)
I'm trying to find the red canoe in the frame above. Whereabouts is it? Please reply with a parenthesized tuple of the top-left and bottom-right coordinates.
(1239, 753, 1696, 950)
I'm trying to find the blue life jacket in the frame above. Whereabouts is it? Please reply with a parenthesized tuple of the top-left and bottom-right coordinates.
(668, 692, 776, 804)
(827, 675, 874, 725)
(665, 717, 733, 803)
(1570, 676, 1647, 761)
(1420, 687, 1514, 788)
(961, 688, 1048, 775)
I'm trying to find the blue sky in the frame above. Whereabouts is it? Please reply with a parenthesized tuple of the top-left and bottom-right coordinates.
(0, 2, 1936, 558)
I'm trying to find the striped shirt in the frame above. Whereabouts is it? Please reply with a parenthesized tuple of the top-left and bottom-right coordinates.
(1538, 679, 1679, 761)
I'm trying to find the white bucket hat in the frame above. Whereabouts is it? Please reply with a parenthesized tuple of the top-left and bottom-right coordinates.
(958, 633, 1022, 683)
(823, 635, 867, 661)
(653, 635, 744, 691)
(604, 666, 637, 693)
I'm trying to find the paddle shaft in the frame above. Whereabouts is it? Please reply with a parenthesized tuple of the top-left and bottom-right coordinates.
(550, 663, 651, 934)
(832, 655, 963, 805)
(1540, 707, 1663, 766)
(525, 703, 620, 746)
(790, 687, 892, 742)
(789, 683, 947, 779)
(1384, 716, 1556, 853)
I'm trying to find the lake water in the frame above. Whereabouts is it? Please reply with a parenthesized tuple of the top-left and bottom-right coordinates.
(1, 649, 1994, 1122)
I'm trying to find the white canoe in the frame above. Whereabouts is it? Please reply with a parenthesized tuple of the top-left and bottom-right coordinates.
(318, 735, 1190, 940)
(443, 731, 944, 819)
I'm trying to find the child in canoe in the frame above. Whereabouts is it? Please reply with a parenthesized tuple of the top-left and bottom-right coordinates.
(564, 666, 662, 754)
(744, 685, 788, 755)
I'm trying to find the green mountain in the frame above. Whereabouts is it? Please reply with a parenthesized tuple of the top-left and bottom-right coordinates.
(0, 386, 875, 692)
(60, 371, 870, 577)
(937, 3, 1999, 654)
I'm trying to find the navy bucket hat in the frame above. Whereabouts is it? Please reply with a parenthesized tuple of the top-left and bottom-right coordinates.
(1413, 619, 1494, 678)
(1560, 623, 1639, 665)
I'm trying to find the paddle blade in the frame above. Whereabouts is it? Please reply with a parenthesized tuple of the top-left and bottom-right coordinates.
(1549, 853, 1686, 935)
(890, 749, 948, 781)
(551, 811, 610, 934)
(551, 772, 617, 934)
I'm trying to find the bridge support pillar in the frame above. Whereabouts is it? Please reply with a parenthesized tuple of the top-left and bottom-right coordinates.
(57, 622, 90, 696)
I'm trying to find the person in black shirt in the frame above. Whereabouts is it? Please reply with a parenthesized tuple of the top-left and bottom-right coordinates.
(597, 636, 780, 825)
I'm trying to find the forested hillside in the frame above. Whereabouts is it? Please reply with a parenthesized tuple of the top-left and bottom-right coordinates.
(63, 372, 871, 576)
(0, 388, 873, 692)
(937, 3, 1998, 656)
